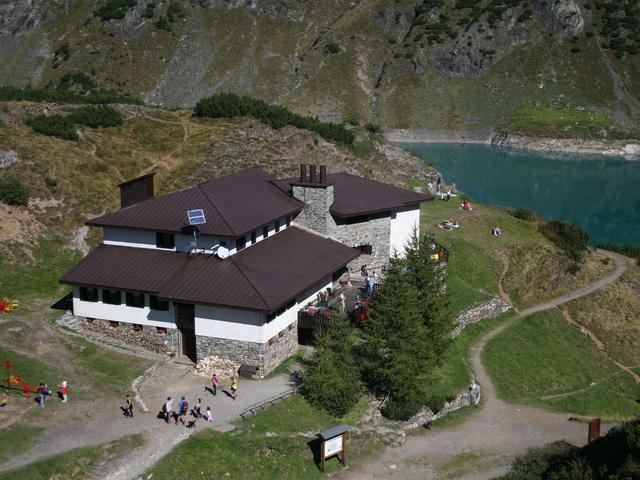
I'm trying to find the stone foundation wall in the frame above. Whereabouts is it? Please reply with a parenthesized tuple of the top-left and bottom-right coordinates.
(195, 321, 298, 376)
(452, 297, 512, 337)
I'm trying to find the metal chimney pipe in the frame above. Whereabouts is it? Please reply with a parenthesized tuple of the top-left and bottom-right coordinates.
(319, 165, 327, 184)
(299, 164, 307, 183)
(309, 165, 317, 184)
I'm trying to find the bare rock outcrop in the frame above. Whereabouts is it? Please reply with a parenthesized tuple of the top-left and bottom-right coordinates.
(532, 0, 584, 36)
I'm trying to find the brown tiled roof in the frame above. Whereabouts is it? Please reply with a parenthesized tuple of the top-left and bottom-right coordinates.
(60, 227, 359, 312)
(87, 167, 303, 237)
(273, 172, 431, 217)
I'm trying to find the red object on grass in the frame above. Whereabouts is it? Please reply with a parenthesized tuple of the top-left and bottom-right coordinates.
(2, 359, 38, 397)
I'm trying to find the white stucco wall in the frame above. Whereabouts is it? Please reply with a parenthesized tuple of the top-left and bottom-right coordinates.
(194, 275, 332, 343)
(102, 214, 294, 256)
(71, 286, 176, 328)
(389, 205, 421, 257)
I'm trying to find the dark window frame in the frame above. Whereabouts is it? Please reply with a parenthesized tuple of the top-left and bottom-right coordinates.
(356, 244, 373, 255)
(102, 289, 122, 305)
(286, 215, 291, 227)
(251, 231, 257, 244)
(150, 295, 170, 311)
(236, 236, 246, 251)
(155, 232, 175, 249)
(275, 220, 280, 232)
(125, 292, 146, 309)
(263, 225, 269, 239)
(79, 286, 99, 302)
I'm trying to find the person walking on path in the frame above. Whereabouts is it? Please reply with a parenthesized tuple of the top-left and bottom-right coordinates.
(36, 383, 46, 408)
(206, 406, 213, 423)
(58, 380, 68, 403)
(178, 396, 188, 425)
(125, 394, 134, 418)
(230, 377, 238, 400)
(194, 398, 202, 418)
(164, 397, 173, 424)
(211, 373, 218, 395)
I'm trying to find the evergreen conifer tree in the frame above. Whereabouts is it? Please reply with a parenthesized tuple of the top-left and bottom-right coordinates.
(300, 315, 362, 417)
(403, 230, 453, 366)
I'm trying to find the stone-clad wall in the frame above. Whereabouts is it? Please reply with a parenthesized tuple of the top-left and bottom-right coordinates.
(292, 183, 392, 272)
(334, 214, 391, 272)
(292, 185, 336, 235)
(195, 321, 298, 376)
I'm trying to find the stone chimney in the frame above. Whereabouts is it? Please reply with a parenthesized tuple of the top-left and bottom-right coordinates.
(119, 173, 155, 208)
(291, 164, 335, 235)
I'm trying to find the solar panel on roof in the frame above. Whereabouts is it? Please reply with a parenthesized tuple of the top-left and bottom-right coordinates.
(187, 209, 206, 225)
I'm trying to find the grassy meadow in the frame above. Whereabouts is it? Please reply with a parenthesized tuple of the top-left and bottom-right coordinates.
(483, 310, 640, 421)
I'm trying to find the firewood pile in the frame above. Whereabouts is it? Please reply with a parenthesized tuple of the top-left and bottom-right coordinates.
(82, 321, 170, 354)
(194, 355, 239, 378)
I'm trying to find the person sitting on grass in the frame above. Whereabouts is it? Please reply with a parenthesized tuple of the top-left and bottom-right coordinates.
(492, 225, 503, 236)
(460, 200, 472, 211)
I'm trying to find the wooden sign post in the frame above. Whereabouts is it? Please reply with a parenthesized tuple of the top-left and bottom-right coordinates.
(318, 424, 350, 472)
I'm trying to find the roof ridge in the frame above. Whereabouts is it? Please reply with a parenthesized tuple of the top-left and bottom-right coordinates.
(197, 183, 237, 236)
(229, 256, 272, 311)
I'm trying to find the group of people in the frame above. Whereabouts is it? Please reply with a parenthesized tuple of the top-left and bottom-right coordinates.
(438, 220, 460, 231)
(162, 396, 213, 425)
(36, 380, 68, 408)
(364, 271, 378, 296)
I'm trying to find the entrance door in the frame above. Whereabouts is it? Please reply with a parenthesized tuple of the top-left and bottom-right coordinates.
(175, 303, 197, 362)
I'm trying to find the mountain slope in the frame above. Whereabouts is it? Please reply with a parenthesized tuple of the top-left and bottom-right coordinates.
(1, 0, 639, 134)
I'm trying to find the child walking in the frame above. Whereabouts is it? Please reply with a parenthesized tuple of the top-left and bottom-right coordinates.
(206, 406, 213, 423)
(58, 380, 69, 403)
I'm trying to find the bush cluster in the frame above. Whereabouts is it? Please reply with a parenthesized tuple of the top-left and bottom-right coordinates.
(0, 175, 30, 206)
(502, 418, 640, 479)
(55, 72, 96, 92)
(194, 93, 354, 145)
(0, 86, 139, 105)
(510, 207, 537, 221)
(94, 0, 136, 21)
(26, 106, 123, 141)
(539, 220, 589, 262)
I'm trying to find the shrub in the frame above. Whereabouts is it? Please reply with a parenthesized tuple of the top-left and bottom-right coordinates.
(45, 176, 57, 188)
(326, 42, 341, 54)
(142, 2, 156, 19)
(510, 207, 537, 221)
(382, 391, 423, 421)
(194, 93, 354, 144)
(425, 395, 455, 414)
(0, 176, 30, 206)
(539, 220, 589, 262)
(154, 16, 171, 31)
(0, 86, 139, 105)
(69, 105, 123, 128)
(26, 115, 78, 141)
(167, 2, 183, 22)
(56, 72, 96, 92)
(365, 123, 381, 134)
(300, 316, 362, 417)
(94, 0, 136, 21)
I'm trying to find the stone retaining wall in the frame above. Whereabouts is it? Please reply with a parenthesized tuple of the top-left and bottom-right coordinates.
(452, 296, 512, 338)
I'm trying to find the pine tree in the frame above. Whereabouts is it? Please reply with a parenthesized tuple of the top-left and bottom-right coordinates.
(403, 230, 453, 366)
(360, 261, 427, 420)
(300, 315, 362, 417)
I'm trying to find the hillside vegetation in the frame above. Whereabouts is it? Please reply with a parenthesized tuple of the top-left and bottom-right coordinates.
(1, 0, 639, 137)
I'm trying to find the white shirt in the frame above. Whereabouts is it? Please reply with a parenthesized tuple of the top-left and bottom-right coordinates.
(166, 400, 173, 412)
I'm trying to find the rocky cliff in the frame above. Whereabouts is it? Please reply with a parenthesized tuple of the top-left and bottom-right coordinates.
(1, 0, 639, 133)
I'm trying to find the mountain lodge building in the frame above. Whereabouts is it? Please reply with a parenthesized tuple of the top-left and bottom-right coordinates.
(60, 165, 430, 374)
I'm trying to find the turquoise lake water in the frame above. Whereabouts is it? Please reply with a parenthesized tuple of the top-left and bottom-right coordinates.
(396, 143, 640, 246)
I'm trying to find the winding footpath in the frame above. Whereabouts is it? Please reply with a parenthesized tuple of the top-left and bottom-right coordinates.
(342, 250, 628, 480)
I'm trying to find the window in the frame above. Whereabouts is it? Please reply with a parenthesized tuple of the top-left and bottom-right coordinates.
(126, 292, 145, 308)
(275, 220, 280, 232)
(79, 287, 98, 302)
(263, 226, 269, 239)
(286, 215, 291, 227)
(156, 232, 175, 249)
(251, 231, 257, 244)
(356, 244, 373, 255)
(236, 236, 246, 251)
(102, 289, 121, 305)
(150, 295, 169, 311)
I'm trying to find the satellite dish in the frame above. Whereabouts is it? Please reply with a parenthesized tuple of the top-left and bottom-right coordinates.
(216, 246, 229, 259)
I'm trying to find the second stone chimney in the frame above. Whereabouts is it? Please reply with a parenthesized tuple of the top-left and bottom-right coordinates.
(291, 164, 335, 235)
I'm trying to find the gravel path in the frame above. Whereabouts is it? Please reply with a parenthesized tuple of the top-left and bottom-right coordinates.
(341, 250, 628, 480)
(0, 362, 295, 479)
